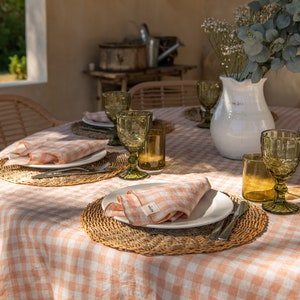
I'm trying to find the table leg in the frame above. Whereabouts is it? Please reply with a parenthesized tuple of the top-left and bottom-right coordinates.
(180, 70, 184, 80)
(97, 79, 103, 110)
(121, 79, 128, 91)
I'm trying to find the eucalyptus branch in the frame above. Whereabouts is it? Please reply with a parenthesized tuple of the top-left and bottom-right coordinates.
(202, 1, 300, 82)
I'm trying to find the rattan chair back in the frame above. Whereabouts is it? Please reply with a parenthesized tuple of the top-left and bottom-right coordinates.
(0, 94, 63, 150)
(129, 80, 199, 110)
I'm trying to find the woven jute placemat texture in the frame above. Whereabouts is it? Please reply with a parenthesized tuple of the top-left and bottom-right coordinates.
(80, 196, 268, 256)
(183, 106, 203, 122)
(71, 119, 175, 139)
(152, 119, 175, 134)
(0, 151, 128, 187)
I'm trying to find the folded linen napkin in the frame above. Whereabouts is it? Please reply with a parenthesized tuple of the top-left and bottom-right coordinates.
(4, 139, 106, 166)
(104, 175, 211, 226)
(84, 111, 111, 123)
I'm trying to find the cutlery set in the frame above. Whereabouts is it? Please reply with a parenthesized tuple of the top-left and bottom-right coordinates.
(209, 200, 249, 241)
(32, 162, 112, 179)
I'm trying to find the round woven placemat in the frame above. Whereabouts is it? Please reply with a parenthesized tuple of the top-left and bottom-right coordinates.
(0, 151, 128, 187)
(183, 106, 203, 122)
(183, 107, 279, 123)
(71, 121, 113, 139)
(152, 119, 175, 134)
(71, 119, 175, 139)
(71, 119, 174, 140)
(80, 196, 268, 256)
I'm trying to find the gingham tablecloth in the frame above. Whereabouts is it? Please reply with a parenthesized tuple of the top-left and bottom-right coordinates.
(0, 106, 299, 300)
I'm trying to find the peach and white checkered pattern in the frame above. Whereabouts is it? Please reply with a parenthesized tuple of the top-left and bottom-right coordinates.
(104, 174, 211, 225)
(3, 138, 106, 165)
(0, 106, 299, 299)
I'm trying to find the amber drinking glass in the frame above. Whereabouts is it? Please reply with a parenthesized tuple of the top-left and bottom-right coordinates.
(116, 110, 152, 180)
(242, 153, 275, 202)
(138, 128, 166, 170)
(261, 129, 300, 214)
(196, 80, 222, 128)
(103, 91, 131, 146)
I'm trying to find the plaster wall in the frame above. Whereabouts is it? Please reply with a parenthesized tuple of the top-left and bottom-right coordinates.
(0, 0, 299, 121)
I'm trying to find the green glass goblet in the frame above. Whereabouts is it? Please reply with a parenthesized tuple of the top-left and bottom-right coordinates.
(103, 91, 131, 146)
(261, 129, 300, 214)
(197, 80, 222, 128)
(116, 110, 153, 180)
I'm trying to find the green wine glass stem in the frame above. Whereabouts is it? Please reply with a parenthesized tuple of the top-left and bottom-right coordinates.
(274, 179, 288, 203)
(128, 152, 139, 172)
(204, 110, 212, 124)
(118, 151, 149, 180)
(198, 109, 212, 128)
(262, 178, 299, 214)
(108, 126, 122, 146)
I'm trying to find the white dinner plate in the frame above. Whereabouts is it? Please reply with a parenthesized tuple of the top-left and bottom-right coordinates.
(82, 116, 114, 128)
(102, 183, 234, 229)
(26, 149, 107, 169)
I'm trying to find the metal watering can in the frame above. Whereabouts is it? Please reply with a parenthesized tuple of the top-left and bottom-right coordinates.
(140, 23, 184, 66)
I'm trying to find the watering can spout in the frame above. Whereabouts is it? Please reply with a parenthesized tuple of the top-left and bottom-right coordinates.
(139, 23, 184, 66)
(157, 40, 184, 62)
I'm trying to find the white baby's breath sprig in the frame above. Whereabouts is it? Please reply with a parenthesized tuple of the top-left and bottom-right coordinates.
(201, 16, 246, 81)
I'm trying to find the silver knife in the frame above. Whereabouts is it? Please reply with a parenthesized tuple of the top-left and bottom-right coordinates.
(218, 200, 249, 241)
(209, 219, 227, 241)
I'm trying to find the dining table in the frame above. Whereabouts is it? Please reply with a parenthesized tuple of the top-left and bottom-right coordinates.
(0, 105, 299, 300)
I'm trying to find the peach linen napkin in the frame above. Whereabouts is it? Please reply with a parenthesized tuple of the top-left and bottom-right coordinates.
(5, 139, 107, 166)
(104, 174, 211, 226)
(84, 111, 111, 123)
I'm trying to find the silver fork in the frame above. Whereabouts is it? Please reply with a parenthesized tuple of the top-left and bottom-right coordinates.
(31, 162, 112, 179)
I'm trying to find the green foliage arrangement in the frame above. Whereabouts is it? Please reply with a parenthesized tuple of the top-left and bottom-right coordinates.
(202, 0, 300, 83)
(0, 0, 25, 72)
(9, 55, 27, 80)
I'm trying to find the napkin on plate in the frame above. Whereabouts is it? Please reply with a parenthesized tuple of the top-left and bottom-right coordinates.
(84, 111, 111, 123)
(104, 175, 211, 226)
(4, 139, 107, 166)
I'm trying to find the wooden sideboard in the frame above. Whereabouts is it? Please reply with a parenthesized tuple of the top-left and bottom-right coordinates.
(84, 64, 197, 110)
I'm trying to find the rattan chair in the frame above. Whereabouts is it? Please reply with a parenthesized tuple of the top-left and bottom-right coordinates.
(0, 94, 63, 150)
(129, 80, 199, 110)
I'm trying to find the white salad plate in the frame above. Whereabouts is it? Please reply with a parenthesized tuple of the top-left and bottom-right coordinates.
(26, 149, 107, 169)
(82, 116, 114, 128)
(101, 183, 234, 229)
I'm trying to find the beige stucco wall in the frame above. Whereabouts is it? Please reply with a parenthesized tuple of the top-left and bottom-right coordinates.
(0, 0, 299, 121)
